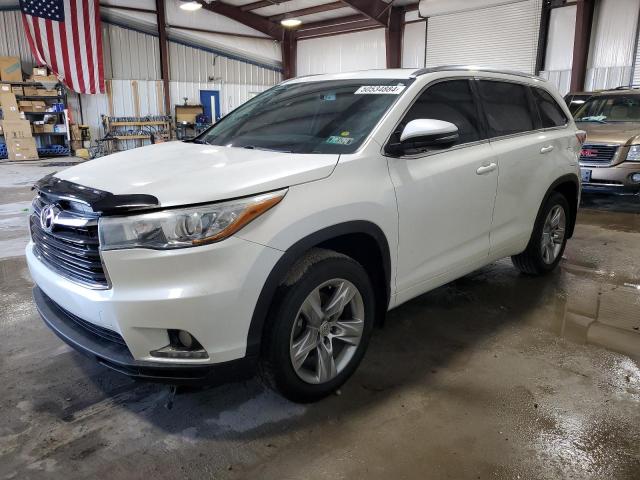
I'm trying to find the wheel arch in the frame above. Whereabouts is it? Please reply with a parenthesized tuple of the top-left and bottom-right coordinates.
(246, 221, 392, 358)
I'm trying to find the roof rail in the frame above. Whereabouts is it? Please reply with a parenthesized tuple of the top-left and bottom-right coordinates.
(411, 65, 545, 81)
(613, 84, 640, 90)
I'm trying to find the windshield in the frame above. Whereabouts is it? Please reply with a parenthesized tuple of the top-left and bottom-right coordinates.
(196, 79, 410, 154)
(575, 94, 640, 123)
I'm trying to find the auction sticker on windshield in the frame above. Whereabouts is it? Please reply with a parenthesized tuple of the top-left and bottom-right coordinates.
(355, 85, 406, 94)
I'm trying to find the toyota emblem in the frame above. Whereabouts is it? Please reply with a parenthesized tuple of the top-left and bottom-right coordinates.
(39, 204, 60, 233)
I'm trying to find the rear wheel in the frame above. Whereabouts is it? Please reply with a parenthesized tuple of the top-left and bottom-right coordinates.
(511, 192, 569, 275)
(259, 249, 375, 403)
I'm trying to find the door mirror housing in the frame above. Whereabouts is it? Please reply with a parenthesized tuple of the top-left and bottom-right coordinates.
(386, 119, 459, 155)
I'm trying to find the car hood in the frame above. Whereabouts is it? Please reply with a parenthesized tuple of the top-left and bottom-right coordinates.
(576, 122, 640, 146)
(54, 142, 339, 207)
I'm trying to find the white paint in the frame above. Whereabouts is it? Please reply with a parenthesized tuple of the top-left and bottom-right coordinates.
(297, 29, 387, 76)
(402, 21, 426, 69)
(420, 0, 529, 17)
(545, 5, 576, 72)
(540, 5, 576, 95)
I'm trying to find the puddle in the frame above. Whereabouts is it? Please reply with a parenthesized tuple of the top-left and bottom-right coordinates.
(551, 264, 640, 361)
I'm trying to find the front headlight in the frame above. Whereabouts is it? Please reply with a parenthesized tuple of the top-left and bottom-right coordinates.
(99, 189, 286, 250)
(627, 145, 640, 161)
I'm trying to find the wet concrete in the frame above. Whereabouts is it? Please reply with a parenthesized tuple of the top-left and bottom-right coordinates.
(0, 165, 638, 479)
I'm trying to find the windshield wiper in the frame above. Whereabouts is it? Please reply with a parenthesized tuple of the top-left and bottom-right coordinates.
(242, 145, 292, 153)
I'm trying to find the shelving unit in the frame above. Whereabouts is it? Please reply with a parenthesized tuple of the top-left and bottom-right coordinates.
(0, 81, 70, 158)
(102, 116, 172, 152)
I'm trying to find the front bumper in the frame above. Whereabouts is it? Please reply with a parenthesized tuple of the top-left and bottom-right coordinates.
(26, 235, 283, 365)
(33, 286, 256, 384)
(581, 162, 640, 194)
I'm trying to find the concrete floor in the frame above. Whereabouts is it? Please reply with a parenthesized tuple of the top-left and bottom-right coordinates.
(0, 159, 639, 479)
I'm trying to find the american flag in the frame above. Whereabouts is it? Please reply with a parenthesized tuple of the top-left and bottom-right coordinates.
(20, 0, 105, 94)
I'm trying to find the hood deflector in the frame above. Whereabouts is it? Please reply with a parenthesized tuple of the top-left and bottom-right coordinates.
(34, 174, 160, 215)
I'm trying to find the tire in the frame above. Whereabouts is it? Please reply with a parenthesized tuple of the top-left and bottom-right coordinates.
(259, 248, 375, 403)
(511, 192, 570, 275)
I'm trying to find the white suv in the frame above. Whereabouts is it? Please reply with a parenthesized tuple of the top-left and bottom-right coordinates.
(28, 67, 581, 402)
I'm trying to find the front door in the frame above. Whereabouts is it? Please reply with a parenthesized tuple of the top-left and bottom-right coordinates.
(199, 90, 221, 123)
(387, 79, 499, 303)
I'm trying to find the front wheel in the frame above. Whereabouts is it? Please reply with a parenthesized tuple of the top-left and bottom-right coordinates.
(259, 249, 375, 403)
(511, 192, 570, 275)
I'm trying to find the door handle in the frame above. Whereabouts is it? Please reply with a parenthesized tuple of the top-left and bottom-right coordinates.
(476, 163, 497, 175)
(540, 145, 555, 154)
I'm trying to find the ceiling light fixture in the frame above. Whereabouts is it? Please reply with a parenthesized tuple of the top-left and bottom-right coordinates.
(281, 18, 302, 28)
(180, 1, 202, 11)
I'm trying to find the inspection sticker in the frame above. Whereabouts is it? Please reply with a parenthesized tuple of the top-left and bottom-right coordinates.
(354, 85, 406, 95)
(326, 136, 354, 145)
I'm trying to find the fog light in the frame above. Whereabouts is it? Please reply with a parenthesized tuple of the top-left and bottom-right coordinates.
(178, 330, 194, 348)
(149, 329, 208, 359)
(631, 173, 640, 183)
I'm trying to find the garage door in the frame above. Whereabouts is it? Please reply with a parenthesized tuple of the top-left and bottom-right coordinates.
(425, 0, 542, 74)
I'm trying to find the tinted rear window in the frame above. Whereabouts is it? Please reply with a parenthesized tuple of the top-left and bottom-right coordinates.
(477, 81, 536, 137)
(532, 88, 568, 128)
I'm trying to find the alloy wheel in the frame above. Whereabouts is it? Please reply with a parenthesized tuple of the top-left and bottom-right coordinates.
(541, 204, 566, 264)
(289, 279, 365, 384)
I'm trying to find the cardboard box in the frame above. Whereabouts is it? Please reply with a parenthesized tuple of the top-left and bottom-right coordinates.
(11, 86, 24, 96)
(1, 119, 32, 139)
(23, 86, 38, 96)
(19, 100, 47, 113)
(6, 137, 38, 161)
(0, 83, 11, 92)
(33, 67, 48, 77)
(31, 74, 58, 83)
(0, 92, 21, 120)
(0, 56, 22, 82)
(37, 89, 58, 97)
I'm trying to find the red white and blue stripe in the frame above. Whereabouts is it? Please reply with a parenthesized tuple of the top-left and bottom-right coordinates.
(20, 0, 105, 94)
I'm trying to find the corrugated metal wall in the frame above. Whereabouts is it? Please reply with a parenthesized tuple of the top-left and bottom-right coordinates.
(0, 14, 280, 144)
(103, 23, 161, 80)
(402, 21, 426, 69)
(0, 10, 35, 69)
(585, 0, 640, 90)
(296, 29, 387, 76)
(539, 5, 576, 95)
(79, 24, 281, 142)
(635, 23, 640, 85)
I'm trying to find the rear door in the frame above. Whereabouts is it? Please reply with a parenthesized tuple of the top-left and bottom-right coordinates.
(480, 80, 571, 257)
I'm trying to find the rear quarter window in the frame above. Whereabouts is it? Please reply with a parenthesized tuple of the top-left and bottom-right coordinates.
(532, 88, 568, 128)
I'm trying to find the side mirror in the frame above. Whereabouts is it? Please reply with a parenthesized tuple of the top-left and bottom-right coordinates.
(386, 119, 459, 155)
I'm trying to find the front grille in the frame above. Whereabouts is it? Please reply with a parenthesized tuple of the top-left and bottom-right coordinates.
(579, 144, 619, 165)
(30, 197, 108, 288)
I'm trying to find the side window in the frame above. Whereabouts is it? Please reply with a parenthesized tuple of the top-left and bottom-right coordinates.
(477, 80, 536, 137)
(532, 88, 568, 128)
(392, 79, 483, 151)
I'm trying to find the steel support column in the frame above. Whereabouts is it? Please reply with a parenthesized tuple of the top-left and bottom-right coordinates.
(570, 0, 595, 92)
